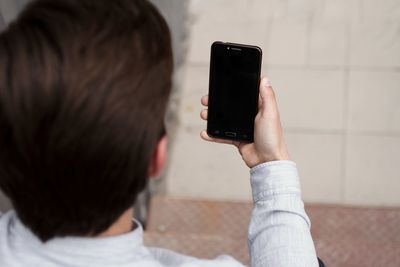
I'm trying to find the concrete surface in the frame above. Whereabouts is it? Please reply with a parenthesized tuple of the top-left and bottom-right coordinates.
(166, 0, 400, 206)
(145, 196, 400, 267)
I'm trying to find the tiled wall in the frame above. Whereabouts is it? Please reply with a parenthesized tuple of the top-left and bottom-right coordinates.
(0, 0, 398, 209)
(166, 0, 400, 206)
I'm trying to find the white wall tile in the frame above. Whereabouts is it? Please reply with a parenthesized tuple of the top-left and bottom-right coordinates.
(186, 20, 269, 64)
(286, 132, 343, 203)
(362, 0, 400, 21)
(268, 0, 288, 19)
(345, 135, 400, 206)
(348, 70, 400, 133)
(308, 21, 348, 66)
(321, 0, 361, 22)
(287, 0, 324, 20)
(166, 127, 252, 201)
(350, 21, 400, 67)
(267, 69, 345, 130)
(189, 0, 271, 23)
(266, 19, 308, 66)
(179, 64, 209, 128)
(187, 0, 270, 64)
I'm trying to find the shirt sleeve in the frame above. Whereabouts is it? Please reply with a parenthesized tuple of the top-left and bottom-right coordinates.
(248, 160, 319, 267)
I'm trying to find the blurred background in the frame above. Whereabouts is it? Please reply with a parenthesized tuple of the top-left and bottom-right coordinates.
(165, 0, 400, 207)
(1, 0, 400, 266)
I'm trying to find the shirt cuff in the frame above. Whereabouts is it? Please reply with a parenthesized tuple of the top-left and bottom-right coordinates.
(250, 160, 301, 203)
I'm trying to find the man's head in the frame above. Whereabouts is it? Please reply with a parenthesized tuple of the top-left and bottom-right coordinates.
(0, 0, 173, 241)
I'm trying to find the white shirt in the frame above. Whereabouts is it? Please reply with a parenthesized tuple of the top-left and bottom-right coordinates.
(0, 161, 318, 267)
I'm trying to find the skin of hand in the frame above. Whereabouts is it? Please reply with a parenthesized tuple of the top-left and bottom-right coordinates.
(200, 77, 290, 168)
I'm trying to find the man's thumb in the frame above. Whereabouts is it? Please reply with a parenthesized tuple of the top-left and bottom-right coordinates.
(258, 77, 277, 116)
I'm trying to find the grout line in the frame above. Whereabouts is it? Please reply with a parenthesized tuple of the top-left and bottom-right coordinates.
(186, 61, 400, 72)
(284, 128, 344, 135)
(304, 0, 317, 67)
(346, 131, 400, 137)
(359, 0, 364, 22)
(320, 0, 327, 22)
(304, 19, 312, 66)
(263, 64, 400, 72)
(341, 71, 350, 204)
(340, 17, 353, 205)
(284, 128, 400, 137)
(263, 5, 273, 73)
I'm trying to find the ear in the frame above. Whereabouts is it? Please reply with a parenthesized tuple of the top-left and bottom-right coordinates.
(148, 135, 168, 178)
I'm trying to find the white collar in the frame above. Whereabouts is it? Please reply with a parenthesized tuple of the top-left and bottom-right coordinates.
(9, 211, 146, 260)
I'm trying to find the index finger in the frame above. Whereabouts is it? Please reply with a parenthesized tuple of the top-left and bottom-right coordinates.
(201, 95, 208, 107)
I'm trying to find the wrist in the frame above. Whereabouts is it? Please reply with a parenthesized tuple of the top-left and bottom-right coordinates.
(258, 149, 290, 165)
(240, 143, 290, 168)
(247, 154, 289, 168)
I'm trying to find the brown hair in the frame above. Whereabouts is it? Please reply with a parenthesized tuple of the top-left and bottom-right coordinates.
(0, 0, 173, 241)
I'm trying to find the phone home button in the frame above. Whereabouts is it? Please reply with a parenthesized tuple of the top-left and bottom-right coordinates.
(225, 132, 237, 137)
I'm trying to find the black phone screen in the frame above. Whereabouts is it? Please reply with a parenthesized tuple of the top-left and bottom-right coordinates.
(207, 42, 262, 142)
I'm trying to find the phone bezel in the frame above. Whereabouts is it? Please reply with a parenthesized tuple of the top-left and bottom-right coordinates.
(207, 41, 262, 142)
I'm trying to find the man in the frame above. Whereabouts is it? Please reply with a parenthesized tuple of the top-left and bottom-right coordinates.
(0, 0, 319, 266)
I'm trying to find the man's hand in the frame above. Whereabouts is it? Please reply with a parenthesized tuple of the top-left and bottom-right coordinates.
(200, 77, 290, 168)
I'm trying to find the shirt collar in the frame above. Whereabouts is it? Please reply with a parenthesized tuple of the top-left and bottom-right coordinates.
(10, 211, 146, 260)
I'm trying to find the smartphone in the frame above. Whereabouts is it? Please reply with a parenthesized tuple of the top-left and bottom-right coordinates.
(207, 41, 262, 142)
